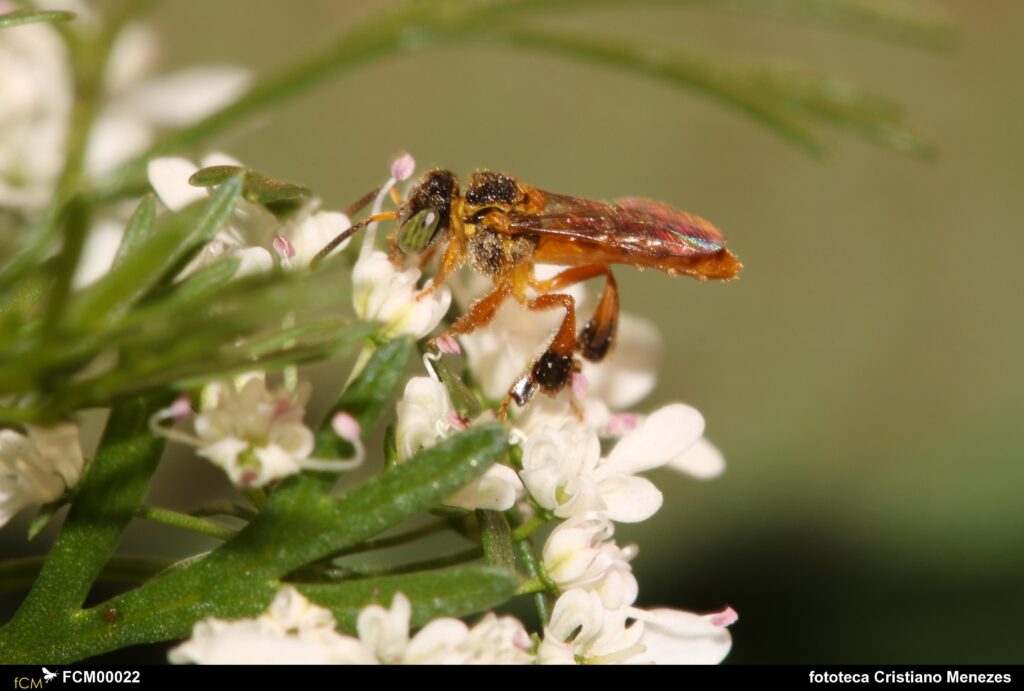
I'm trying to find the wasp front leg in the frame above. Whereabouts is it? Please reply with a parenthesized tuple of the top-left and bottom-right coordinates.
(529, 265, 620, 363)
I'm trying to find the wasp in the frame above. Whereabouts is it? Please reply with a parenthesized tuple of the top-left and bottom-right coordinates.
(318, 169, 741, 416)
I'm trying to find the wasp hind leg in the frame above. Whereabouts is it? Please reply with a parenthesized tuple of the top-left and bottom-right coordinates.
(529, 265, 620, 363)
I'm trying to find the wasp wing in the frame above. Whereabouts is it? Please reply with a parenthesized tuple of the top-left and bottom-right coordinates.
(507, 193, 727, 259)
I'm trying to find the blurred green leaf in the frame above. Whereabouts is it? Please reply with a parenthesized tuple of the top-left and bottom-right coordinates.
(499, 25, 933, 156)
(427, 354, 483, 420)
(0, 9, 75, 29)
(485, 0, 952, 47)
(62, 175, 243, 331)
(110, 195, 157, 270)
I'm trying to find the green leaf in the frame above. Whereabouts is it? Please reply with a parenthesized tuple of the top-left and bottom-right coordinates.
(187, 165, 245, 187)
(478, 510, 516, 571)
(110, 195, 157, 270)
(62, 174, 243, 331)
(299, 565, 518, 632)
(428, 354, 483, 420)
(0, 9, 75, 29)
(189, 165, 311, 204)
(312, 338, 413, 468)
(241, 170, 311, 204)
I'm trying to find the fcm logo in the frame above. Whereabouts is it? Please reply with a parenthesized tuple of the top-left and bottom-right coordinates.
(12, 679, 42, 690)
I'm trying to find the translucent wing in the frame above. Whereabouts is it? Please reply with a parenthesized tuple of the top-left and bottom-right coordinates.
(507, 192, 728, 259)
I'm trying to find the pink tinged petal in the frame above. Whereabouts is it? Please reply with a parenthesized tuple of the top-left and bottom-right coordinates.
(669, 437, 726, 480)
(603, 413, 639, 438)
(435, 334, 461, 355)
(597, 475, 663, 523)
(628, 607, 734, 665)
(605, 403, 705, 475)
(390, 153, 416, 182)
(272, 234, 296, 259)
(571, 371, 589, 399)
(710, 606, 739, 628)
(168, 395, 193, 422)
(147, 157, 203, 211)
(332, 412, 361, 442)
(448, 411, 470, 431)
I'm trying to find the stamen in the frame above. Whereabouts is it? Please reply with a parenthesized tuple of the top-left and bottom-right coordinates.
(390, 153, 416, 182)
(272, 234, 296, 260)
(604, 413, 639, 437)
(435, 334, 461, 355)
(331, 412, 361, 442)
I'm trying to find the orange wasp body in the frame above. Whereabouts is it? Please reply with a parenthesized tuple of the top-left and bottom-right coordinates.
(338, 169, 742, 414)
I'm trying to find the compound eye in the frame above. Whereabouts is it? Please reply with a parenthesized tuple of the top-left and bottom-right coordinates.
(397, 208, 441, 254)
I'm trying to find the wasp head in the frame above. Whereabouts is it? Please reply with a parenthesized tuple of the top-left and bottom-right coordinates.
(396, 169, 459, 255)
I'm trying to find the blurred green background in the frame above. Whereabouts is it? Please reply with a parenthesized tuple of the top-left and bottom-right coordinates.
(7, 0, 1024, 663)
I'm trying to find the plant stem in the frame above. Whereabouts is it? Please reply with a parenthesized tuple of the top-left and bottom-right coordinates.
(511, 513, 548, 542)
(515, 538, 553, 625)
(190, 501, 258, 521)
(135, 505, 237, 541)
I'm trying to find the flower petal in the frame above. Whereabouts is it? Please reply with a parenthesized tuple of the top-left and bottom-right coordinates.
(627, 607, 734, 664)
(668, 437, 725, 479)
(604, 403, 705, 475)
(597, 474, 663, 523)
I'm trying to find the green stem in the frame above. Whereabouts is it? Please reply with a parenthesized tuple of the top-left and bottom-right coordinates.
(515, 538, 552, 625)
(135, 505, 237, 541)
(478, 510, 516, 570)
(514, 576, 547, 596)
(190, 501, 258, 522)
(0, 556, 170, 593)
(511, 513, 548, 542)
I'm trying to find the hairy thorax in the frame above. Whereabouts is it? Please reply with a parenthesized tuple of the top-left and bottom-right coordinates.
(465, 228, 537, 275)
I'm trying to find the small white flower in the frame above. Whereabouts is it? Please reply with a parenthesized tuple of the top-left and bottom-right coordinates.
(352, 251, 451, 339)
(170, 587, 372, 665)
(147, 153, 278, 279)
(275, 209, 352, 270)
(520, 403, 705, 523)
(625, 605, 737, 665)
(358, 593, 533, 664)
(152, 373, 360, 488)
(543, 513, 638, 609)
(538, 589, 644, 665)
(394, 376, 522, 511)
(0, 423, 85, 527)
(193, 374, 314, 487)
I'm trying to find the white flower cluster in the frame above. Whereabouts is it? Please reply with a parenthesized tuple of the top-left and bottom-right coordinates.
(0, 423, 85, 528)
(389, 266, 737, 664)
(171, 587, 532, 665)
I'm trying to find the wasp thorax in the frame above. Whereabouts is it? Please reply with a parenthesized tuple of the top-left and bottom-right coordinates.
(397, 208, 440, 254)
